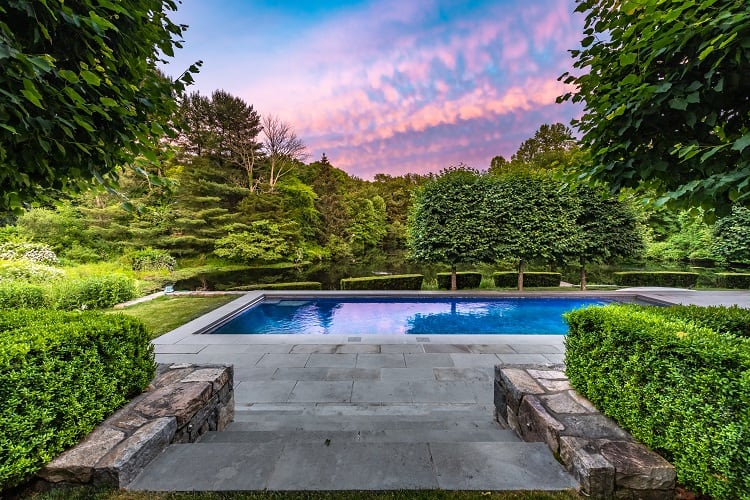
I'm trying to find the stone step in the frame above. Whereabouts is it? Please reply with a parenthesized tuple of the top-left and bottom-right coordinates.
(127, 440, 578, 491)
(199, 427, 520, 444)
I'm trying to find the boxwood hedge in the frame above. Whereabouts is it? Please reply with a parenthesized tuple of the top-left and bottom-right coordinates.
(0, 309, 154, 490)
(340, 274, 424, 290)
(613, 271, 699, 288)
(716, 273, 750, 289)
(436, 272, 482, 290)
(230, 281, 323, 291)
(564, 304, 750, 499)
(492, 271, 561, 288)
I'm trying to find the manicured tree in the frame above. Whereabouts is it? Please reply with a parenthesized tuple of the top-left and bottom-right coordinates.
(487, 174, 581, 291)
(0, 0, 199, 211)
(407, 167, 496, 291)
(712, 206, 750, 264)
(560, 1, 750, 218)
(575, 186, 645, 290)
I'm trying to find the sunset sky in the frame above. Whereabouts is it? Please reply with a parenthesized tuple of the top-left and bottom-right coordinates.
(161, 0, 584, 179)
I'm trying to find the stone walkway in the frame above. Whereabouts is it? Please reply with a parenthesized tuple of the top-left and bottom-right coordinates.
(128, 290, 749, 492)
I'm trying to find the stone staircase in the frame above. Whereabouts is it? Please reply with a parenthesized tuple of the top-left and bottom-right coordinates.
(127, 403, 578, 491)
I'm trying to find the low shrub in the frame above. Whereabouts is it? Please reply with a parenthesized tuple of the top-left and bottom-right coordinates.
(644, 304, 750, 339)
(0, 309, 154, 490)
(492, 271, 561, 288)
(0, 281, 47, 309)
(716, 273, 750, 289)
(613, 271, 699, 288)
(52, 274, 137, 310)
(0, 242, 59, 265)
(341, 274, 424, 290)
(436, 272, 482, 289)
(230, 281, 323, 291)
(565, 305, 750, 499)
(0, 260, 64, 283)
(128, 248, 177, 272)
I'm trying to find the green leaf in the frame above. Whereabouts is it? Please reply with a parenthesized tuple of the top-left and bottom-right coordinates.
(21, 80, 44, 109)
(80, 70, 101, 86)
(619, 53, 637, 66)
(58, 69, 79, 83)
(99, 97, 118, 107)
(0, 123, 17, 134)
(669, 98, 688, 110)
(732, 133, 750, 153)
(72, 115, 95, 133)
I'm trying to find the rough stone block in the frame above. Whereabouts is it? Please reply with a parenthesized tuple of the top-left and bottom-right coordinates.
(540, 392, 590, 415)
(518, 395, 564, 453)
(217, 392, 235, 431)
(96, 417, 177, 487)
(494, 380, 507, 421)
(566, 390, 599, 412)
(39, 427, 125, 483)
(537, 378, 572, 392)
(181, 366, 231, 392)
(133, 381, 212, 427)
(506, 404, 520, 434)
(559, 436, 614, 499)
(557, 414, 632, 441)
(499, 368, 544, 414)
(150, 367, 194, 389)
(527, 369, 567, 380)
(599, 441, 675, 494)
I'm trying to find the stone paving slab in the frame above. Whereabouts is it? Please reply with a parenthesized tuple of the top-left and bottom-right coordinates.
(430, 442, 579, 490)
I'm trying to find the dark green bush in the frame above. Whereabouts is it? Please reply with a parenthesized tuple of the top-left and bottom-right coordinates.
(341, 274, 424, 290)
(613, 271, 699, 288)
(230, 281, 323, 291)
(0, 281, 47, 309)
(0, 309, 154, 490)
(716, 273, 750, 289)
(565, 305, 750, 499)
(436, 272, 482, 289)
(643, 304, 750, 339)
(53, 274, 137, 310)
(492, 271, 561, 287)
(128, 248, 177, 272)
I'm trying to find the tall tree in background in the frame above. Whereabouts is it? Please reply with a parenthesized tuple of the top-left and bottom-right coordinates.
(261, 115, 308, 191)
(0, 0, 199, 211)
(560, 0, 750, 218)
(488, 123, 579, 175)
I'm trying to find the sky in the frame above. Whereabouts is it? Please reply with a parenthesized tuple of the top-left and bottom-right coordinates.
(161, 0, 585, 179)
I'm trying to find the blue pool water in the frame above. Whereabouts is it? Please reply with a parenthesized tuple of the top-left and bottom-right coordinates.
(209, 297, 611, 335)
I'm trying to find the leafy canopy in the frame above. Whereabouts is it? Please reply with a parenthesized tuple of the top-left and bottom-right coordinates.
(0, 0, 199, 211)
(560, 0, 750, 219)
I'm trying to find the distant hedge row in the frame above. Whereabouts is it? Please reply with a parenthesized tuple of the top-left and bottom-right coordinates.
(492, 272, 561, 288)
(0, 274, 136, 310)
(341, 274, 424, 290)
(436, 272, 482, 289)
(0, 309, 154, 490)
(565, 304, 750, 499)
(229, 281, 323, 291)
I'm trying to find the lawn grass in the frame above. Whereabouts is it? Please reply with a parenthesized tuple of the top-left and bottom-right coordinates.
(114, 295, 238, 338)
(27, 487, 581, 500)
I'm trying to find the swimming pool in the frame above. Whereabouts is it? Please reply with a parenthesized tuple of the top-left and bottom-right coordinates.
(208, 296, 612, 335)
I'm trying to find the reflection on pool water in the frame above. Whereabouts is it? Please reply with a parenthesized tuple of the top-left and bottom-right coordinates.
(209, 297, 612, 335)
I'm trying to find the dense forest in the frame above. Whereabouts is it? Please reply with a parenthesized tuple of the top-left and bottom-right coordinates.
(1, 89, 749, 290)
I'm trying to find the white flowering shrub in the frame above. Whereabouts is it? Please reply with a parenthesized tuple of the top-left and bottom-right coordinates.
(0, 242, 59, 265)
(0, 260, 65, 283)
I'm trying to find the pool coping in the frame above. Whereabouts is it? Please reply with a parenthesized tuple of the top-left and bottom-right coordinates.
(152, 290, 660, 346)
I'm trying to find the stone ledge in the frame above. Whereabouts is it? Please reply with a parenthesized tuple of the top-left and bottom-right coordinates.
(495, 365, 675, 499)
(35, 363, 234, 489)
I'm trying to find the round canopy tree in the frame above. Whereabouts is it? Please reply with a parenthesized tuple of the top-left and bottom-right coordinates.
(407, 167, 496, 290)
(0, 0, 199, 211)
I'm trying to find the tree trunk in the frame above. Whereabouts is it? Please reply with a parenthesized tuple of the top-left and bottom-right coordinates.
(580, 255, 587, 291)
(451, 264, 457, 291)
(517, 259, 524, 292)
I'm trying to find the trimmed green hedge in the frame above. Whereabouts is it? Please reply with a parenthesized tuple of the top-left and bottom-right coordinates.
(492, 271, 561, 288)
(436, 272, 482, 289)
(52, 274, 137, 310)
(644, 304, 750, 339)
(0, 309, 154, 490)
(716, 273, 750, 289)
(0, 281, 47, 309)
(564, 305, 750, 499)
(229, 281, 323, 291)
(613, 271, 699, 288)
(341, 274, 424, 290)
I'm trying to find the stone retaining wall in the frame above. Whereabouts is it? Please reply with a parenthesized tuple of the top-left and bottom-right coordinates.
(35, 363, 234, 489)
(495, 365, 675, 499)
